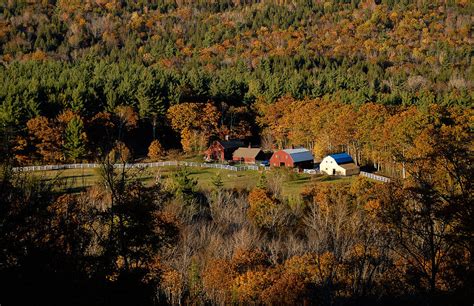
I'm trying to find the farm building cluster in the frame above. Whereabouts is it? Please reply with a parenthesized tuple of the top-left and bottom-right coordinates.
(204, 139, 360, 176)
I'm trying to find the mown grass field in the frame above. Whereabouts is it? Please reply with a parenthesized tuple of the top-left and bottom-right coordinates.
(31, 166, 355, 197)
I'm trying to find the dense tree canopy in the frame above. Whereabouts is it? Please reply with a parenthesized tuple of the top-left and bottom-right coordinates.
(0, 0, 472, 165)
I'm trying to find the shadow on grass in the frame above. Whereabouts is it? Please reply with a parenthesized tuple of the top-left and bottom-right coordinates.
(312, 175, 354, 183)
(288, 176, 311, 186)
(319, 175, 340, 182)
(46, 174, 95, 180)
(59, 186, 89, 194)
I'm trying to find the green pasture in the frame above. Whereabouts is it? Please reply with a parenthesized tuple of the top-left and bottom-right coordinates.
(29, 166, 355, 197)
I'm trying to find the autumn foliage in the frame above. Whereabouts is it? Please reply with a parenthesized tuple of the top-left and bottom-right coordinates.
(0, 1, 472, 305)
(147, 139, 164, 160)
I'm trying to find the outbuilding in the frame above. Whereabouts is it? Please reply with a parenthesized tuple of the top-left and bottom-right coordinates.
(232, 147, 266, 164)
(205, 140, 244, 161)
(319, 153, 360, 176)
(270, 148, 314, 170)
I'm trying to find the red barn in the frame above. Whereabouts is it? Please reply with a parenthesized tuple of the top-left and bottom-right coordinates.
(270, 148, 314, 169)
(232, 148, 265, 164)
(204, 140, 244, 161)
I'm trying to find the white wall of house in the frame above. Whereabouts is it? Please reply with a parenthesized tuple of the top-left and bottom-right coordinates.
(319, 156, 359, 176)
(320, 156, 345, 175)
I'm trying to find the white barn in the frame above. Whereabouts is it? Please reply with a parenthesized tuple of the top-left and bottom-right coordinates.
(319, 153, 360, 176)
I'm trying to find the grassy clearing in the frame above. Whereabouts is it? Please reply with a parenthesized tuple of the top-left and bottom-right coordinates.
(30, 166, 261, 192)
(30, 166, 355, 196)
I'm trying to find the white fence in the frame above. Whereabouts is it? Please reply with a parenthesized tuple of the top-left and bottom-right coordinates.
(12, 161, 261, 173)
(303, 169, 390, 183)
(359, 171, 391, 183)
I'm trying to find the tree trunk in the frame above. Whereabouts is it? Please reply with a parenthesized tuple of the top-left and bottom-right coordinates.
(152, 116, 157, 139)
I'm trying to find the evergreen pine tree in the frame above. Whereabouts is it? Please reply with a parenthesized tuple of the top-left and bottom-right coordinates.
(257, 171, 267, 189)
(173, 167, 198, 203)
(64, 117, 86, 162)
(211, 172, 224, 191)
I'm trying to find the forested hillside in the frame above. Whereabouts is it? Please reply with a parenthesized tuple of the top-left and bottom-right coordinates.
(0, 1, 473, 305)
(0, 0, 472, 166)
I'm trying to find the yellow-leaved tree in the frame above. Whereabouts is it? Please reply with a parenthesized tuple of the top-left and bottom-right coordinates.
(147, 139, 164, 160)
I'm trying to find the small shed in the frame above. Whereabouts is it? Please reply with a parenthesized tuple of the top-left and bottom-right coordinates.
(319, 153, 360, 176)
(270, 148, 314, 170)
(205, 140, 244, 161)
(232, 148, 265, 164)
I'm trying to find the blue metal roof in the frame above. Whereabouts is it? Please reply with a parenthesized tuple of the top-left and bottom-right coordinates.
(283, 148, 314, 163)
(329, 153, 354, 164)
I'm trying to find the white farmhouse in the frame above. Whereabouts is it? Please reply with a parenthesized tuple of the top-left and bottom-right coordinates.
(319, 153, 360, 176)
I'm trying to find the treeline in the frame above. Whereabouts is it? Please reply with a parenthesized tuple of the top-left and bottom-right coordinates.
(1, 110, 471, 304)
(4, 93, 471, 184)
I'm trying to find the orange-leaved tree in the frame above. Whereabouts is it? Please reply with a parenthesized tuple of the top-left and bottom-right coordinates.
(167, 102, 220, 153)
(247, 187, 282, 230)
(147, 139, 164, 160)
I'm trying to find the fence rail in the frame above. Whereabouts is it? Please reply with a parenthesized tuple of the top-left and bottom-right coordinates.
(359, 171, 391, 183)
(12, 161, 261, 173)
